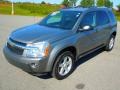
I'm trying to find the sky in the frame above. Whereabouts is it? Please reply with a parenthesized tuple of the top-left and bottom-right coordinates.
(10, 0, 120, 7)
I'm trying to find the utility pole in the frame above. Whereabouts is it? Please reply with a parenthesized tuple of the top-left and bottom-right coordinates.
(11, 0, 14, 15)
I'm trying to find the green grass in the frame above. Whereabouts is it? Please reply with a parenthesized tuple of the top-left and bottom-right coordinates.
(115, 11, 120, 21)
(0, 2, 120, 21)
(116, 16, 120, 21)
(0, 3, 60, 16)
(0, 4, 11, 14)
(111, 10, 120, 21)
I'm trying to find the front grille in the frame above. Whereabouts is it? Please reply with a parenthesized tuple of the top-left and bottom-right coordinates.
(7, 38, 26, 55)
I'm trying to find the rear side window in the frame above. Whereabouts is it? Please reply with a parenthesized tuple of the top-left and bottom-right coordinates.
(108, 10, 116, 23)
(96, 11, 110, 26)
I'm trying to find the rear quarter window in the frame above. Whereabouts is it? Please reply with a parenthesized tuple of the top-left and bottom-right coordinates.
(107, 10, 116, 23)
(96, 11, 110, 26)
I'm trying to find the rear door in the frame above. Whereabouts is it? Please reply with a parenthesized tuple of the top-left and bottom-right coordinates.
(95, 11, 111, 45)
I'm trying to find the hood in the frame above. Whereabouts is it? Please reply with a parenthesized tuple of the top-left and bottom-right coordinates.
(10, 24, 73, 43)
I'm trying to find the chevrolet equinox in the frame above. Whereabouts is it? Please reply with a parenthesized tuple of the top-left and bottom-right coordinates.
(3, 7, 117, 80)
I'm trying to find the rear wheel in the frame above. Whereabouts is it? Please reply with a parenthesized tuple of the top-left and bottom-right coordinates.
(105, 35, 115, 51)
(52, 51, 75, 80)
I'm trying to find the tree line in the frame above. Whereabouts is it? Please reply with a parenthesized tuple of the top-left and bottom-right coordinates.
(0, 0, 113, 7)
(0, 0, 120, 11)
(62, 0, 113, 8)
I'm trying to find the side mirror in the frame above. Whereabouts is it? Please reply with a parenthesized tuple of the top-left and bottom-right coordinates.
(79, 25, 93, 31)
(83, 26, 91, 30)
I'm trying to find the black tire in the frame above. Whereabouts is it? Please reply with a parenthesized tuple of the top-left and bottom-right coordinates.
(52, 51, 75, 80)
(105, 35, 115, 51)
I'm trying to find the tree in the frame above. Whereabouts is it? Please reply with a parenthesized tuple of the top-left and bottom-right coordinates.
(80, 0, 94, 7)
(69, 0, 78, 7)
(41, 1, 46, 4)
(105, 0, 113, 8)
(117, 4, 120, 12)
(0, 0, 5, 1)
(62, 0, 70, 7)
(97, 0, 113, 8)
(97, 0, 104, 6)
(0, 0, 10, 3)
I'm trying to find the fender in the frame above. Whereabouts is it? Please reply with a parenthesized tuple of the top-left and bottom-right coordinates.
(45, 36, 78, 72)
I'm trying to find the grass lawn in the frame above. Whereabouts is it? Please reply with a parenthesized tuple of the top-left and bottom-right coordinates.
(0, 4, 11, 14)
(0, 3, 120, 21)
(0, 3, 60, 16)
(116, 15, 120, 21)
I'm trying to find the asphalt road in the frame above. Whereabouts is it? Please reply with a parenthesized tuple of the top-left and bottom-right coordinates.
(0, 15, 120, 90)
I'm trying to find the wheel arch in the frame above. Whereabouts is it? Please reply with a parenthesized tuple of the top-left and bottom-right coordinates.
(46, 45, 77, 72)
(111, 31, 117, 37)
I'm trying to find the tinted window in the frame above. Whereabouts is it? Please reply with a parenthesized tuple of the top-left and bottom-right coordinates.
(80, 12, 96, 27)
(96, 11, 110, 26)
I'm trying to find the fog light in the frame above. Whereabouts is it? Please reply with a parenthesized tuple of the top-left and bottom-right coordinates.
(30, 63, 39, 69)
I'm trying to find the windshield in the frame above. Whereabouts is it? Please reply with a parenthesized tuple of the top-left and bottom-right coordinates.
(39, 11, 81, 30)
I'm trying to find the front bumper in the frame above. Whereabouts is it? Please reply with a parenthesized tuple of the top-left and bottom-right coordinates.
(3, 46, 49, 73)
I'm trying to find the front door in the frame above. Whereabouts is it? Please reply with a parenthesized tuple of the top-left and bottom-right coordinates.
(77, 11, 98, 55)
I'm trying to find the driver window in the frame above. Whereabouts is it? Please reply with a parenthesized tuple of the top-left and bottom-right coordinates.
(80, 12, 96, 27)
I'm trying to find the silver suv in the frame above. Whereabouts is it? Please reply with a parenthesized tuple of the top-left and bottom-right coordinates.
(3, 7, 117, 80)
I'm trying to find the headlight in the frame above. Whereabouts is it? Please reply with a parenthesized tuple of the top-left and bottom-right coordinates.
(23, 41, 50, 58)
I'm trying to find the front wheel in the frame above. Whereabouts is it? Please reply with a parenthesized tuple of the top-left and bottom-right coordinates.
(52, 51, 75, 80)
(105, 35, 115, 51)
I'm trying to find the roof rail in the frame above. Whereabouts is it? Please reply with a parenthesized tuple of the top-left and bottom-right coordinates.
(72, 6, 84, 8)
(73, 6, 97, 8)
(89, 6, 97, 8)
